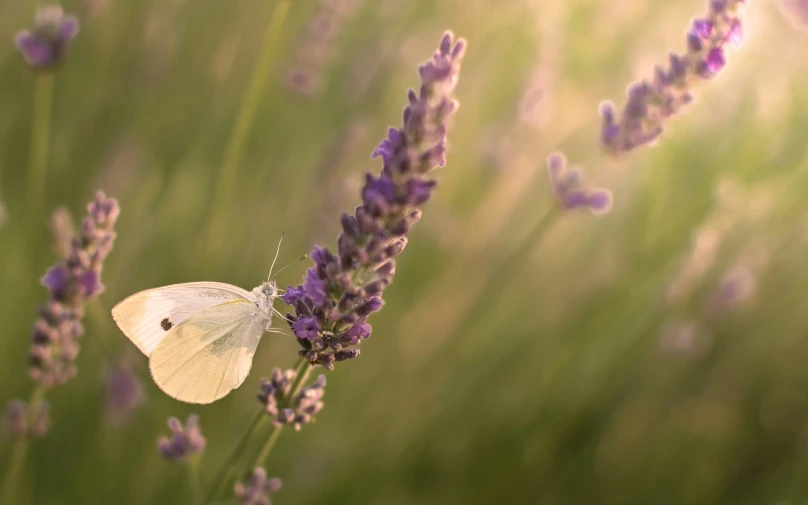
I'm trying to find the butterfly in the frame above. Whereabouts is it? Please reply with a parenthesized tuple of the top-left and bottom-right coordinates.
(111, 241, 290, 404)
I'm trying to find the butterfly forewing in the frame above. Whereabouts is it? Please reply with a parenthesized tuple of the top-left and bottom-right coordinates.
(149, 299, 264, 404)
(111, 282, 255, 356)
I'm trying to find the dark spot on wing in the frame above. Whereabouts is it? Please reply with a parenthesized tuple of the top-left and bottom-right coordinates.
(160, 318, 173, 331)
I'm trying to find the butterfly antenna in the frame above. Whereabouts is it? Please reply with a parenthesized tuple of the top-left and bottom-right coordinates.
(268, 230, 285, 281)
(272, 254, 309, 279)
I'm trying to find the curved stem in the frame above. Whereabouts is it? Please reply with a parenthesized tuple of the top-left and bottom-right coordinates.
(204, 409, 266, 504)
(27, 71, 54, 221)
(203, 0, 293, 262)
(204, 357, 311, 504)
(1, 386, 47, 504)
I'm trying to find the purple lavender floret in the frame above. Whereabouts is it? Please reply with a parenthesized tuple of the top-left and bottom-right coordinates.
(14, 5, 80, 70)
(29, 192, 119, 388)
(547, 153, 613, 215)
(3, 399, 50, 438)
(273, 375, 326, 431)
(599, 0, 746, 155)
(257, 369, 326, 430)
(158, 414, 206, 461)
(281, 31, 465, 369)
(234, 468, 282, 505)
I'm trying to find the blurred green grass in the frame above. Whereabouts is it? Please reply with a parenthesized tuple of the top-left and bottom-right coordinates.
(3, 0, 808, 503)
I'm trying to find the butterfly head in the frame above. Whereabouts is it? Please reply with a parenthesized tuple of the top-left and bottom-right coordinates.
(252, 280, 278, 326)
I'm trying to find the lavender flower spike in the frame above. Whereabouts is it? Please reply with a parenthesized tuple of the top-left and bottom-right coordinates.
(547, 152, 613, 215)
(30, 191, 119, 388)
(15, 5, 80, 70)
(234, 468, 282, 505)
(3, 399, 51, 438)
(258, 370, 326, 430)
(158, 414, 206, 461)
(283, 31, 466, 369)
(600, 0, 747, 155)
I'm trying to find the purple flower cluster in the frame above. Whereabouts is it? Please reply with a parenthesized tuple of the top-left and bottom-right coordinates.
(158, 414, 206, 461)
(600, 0, 746, 154)
(282, 31, 465, 369)
(14, 5, 80, 70)
(285, 0, 364, 96)
(30, 191, 119, 387)
(257, 368, 295, 417)
(234, 468, 282, 505)
(3, 399, 50, 438)
(547, 153, 613, 214)
(257, 369, 326, 431)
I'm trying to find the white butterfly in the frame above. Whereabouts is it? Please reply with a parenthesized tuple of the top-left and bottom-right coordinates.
(111, 243, 289, 404)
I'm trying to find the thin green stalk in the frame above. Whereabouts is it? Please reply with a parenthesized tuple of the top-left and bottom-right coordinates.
(203, 0, 293, 261)
(204, 409, 266, 503)
(204, 357, 311, 504)
(1, 386, 47, 505)
(27, 71, 55, 219)
(455, 208, 559, 335)
(187, 459, 203, 505)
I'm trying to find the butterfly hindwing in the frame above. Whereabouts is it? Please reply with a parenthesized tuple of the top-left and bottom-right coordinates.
(148, 299, 264, 404)
(111, 282, 255, 357)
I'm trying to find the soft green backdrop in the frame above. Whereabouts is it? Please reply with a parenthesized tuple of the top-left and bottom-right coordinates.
(2, 0, 808, 503)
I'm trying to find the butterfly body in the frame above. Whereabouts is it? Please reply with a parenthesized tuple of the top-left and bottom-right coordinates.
(111, 280, 280, 404)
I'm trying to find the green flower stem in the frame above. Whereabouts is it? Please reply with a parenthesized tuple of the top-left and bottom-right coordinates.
(203, 0, 293, 262)
(27, 71, 55, 221)
(205, 357, 311, 504)
(204, 410, 266, 504)
(1, 386, 47, 505)
(187, 458, 203, 505)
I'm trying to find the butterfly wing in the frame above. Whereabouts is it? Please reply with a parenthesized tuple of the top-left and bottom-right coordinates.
(111, 282, 255, 357)
(149, 299, 264, 404)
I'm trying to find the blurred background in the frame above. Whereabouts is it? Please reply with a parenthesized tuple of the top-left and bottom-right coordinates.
(2, 0, 808, 503)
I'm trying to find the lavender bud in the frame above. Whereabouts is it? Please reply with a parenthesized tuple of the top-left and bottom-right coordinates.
(15, 5, 80, 70)
(234, 467, 282, 505)
(157, 414, 206, 461)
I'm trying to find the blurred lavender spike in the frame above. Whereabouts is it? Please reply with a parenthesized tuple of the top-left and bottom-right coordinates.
(234, 468, 282, 505)
(3, 399, 51, 438)
(282, 31, 465, 368)
(285, 0, 365, 97)
(599, 0, 747, 155)
(103, 357, 145, 427)
(546, 152, 613, 214)
(30, 191, 119, 388)
(15, 5, 80, 70)
(257, 367, 296, 417)
(158, 414, 206, 461)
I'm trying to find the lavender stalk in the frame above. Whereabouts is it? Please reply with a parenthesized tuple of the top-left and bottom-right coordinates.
(15, 5, 80, 218)
(600, 0, 746, 155)
(2, 192, 118, 505)
(204, 0, 293, 261)
(205, 30, 466, 503)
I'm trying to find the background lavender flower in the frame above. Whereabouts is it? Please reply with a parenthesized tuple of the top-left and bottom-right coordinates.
(285, 0, 365, 96)
(103, 357, 145, 427)
(599, 0, 747, 155)
(282, 31, 465, 369)
(29, 192, 119, 387)
(15, 5, 80, 70)
(546, 152, 613, 214)
(234, 468, 282, 505)
(3, 399, 50, 438)
(158, 414, 206, 461)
